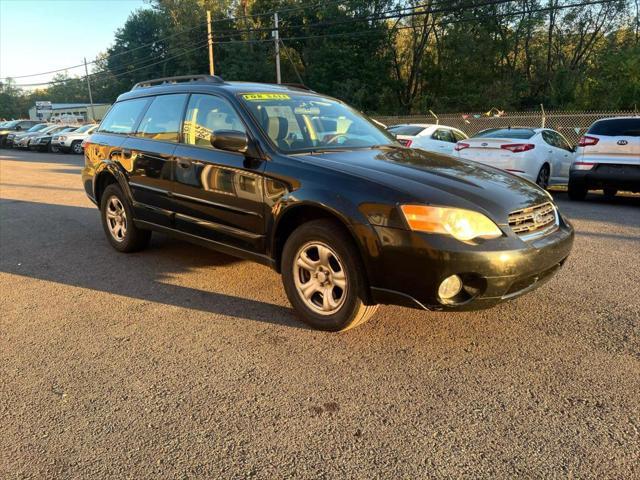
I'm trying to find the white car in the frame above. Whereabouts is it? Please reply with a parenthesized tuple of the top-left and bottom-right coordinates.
(50, 124, 98, 154)
(454, 127, 575, 189)
(568, 117, 640, 200)
(388, 123, 468, 155)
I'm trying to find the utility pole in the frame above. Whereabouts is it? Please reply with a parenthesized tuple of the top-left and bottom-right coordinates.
(206, 10, 215, 76)
(273, 12, 281, 84)
(83, 57, 96, 122)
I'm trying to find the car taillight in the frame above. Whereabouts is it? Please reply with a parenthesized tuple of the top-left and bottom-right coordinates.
(500, 143, 535, 153)
(577, 135, 599, 147)
(572, 162, 595, 170)
(398, 139, 412, 147)
(454, 142, 469, 151)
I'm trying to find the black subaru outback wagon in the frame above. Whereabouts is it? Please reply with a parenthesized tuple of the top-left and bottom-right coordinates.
(82, 75, 574, 331)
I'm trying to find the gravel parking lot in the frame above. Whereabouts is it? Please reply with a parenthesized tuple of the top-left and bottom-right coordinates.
(1, 149, 639, 479)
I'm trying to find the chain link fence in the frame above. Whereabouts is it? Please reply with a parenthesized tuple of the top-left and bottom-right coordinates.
(373, 110, 638, 145)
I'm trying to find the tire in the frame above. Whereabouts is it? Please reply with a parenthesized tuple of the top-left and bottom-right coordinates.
(568, 179, 588, 201)
(603, 188, 617, 199)
(49, 144, 60, 153)
(536, 164, 550, 189)
(281, 219, 378, 331)
(71, 140, 83, 154)
(100, 184, 151, 253)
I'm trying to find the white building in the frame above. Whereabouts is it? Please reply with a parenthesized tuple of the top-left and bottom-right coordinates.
(28, 103, 111, 123)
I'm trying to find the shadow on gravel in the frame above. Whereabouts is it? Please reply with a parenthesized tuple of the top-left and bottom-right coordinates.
(0, 198, 304, 330)
(0, 150, 83, 166)
(551, 191, 640, 226)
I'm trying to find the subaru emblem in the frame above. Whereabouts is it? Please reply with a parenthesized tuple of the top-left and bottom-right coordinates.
(617, 139, 628, 146)
(481, 142, 488, 147)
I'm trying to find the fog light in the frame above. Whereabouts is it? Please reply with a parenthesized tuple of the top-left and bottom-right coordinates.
(438, 275, 462, 300)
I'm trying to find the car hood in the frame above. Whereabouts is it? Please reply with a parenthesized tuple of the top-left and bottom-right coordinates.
(298, 146, 550, 223)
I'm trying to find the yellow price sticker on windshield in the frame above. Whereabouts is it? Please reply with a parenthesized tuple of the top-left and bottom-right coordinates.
(242, 93, 291, 101)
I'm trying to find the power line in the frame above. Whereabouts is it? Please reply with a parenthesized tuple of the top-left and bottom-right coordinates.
(211, 0, 617, 44)
(6, 0, 617, 86)
(13, 42, 209, 87)
(1, 0, 454, 81)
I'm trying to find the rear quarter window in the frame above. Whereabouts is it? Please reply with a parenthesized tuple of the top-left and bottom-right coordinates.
(98, 98, 149, 135)
(588, 118, 640, 137)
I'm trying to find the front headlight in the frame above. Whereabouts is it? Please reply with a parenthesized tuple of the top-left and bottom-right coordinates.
(400, 205, 502, 241)
(58, 136, 67, 141)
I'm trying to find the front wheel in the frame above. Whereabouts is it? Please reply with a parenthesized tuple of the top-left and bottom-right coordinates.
(536, 164, 550, 189)
(71, 140, 83, 154)
(281, 219, 378, 331)
(100, 184, 151, 252)
(49, 144, 60, 153)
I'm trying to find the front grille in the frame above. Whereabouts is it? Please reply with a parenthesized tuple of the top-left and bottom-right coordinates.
(508, 202, 557, 239)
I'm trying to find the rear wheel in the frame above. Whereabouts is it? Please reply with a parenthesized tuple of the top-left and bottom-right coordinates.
(100, 184, 151, 253)
(281, 219, 378, 331)
(568, 179, 588, 201)
(603, 188, 618, 199)
(536, 164, 550, 189)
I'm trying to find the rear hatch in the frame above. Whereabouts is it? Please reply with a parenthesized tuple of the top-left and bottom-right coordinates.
(579, 118, 640, 165)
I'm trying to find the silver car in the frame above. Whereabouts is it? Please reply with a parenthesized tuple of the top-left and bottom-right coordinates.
(568, 117, 640, 200)
(51, 124, 98, 154)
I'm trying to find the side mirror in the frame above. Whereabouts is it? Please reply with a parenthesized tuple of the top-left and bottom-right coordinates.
(211, 130, 248, 153)
(15, 125, 22, 131)
(571, 145, 577, 152)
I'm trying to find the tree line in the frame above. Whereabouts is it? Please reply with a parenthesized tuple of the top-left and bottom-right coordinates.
(1, 0, 638, 119)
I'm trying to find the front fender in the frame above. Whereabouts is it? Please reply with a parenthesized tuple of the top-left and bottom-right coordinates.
(268, 187, 384, 287)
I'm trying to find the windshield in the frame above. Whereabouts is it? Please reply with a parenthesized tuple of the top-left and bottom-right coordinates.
(2, 120, 20, 129)
(75, 124, 95, 133)
(475, 128, 535, 139)
(238, 92, 394, 153)
(41, 125, 61, 134)
(27, 123, 49, 132)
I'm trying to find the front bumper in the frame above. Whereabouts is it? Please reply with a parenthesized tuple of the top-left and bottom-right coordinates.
(369, 215, 574, 311)
(570, 164, 640, 193)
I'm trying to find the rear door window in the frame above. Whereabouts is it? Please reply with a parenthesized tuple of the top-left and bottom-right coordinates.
(98, 98, 149, 134)
(588, 118, 640, 137)
(432, 129, 455, 143)
(135, 94, 187, 143)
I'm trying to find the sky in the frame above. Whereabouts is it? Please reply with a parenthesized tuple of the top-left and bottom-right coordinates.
(0, 0, 148, 87)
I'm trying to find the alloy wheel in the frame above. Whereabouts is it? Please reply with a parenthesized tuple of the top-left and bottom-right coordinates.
(293, 241, 348, 315)
(105, 195, 127, 242)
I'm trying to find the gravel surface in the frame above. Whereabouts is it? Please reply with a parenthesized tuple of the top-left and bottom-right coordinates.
(1, 149, 639, 479)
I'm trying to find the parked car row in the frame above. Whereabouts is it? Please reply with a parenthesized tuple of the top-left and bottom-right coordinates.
(0, 120, 97, 154)
(386, 117, 640, 199)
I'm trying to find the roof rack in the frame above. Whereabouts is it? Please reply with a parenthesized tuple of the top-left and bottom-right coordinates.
(281, 83, 314, 92)
(132, 75, 224, 90)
